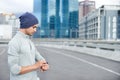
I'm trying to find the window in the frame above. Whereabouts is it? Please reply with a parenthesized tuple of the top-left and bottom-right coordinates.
(118, 10, 120, 16)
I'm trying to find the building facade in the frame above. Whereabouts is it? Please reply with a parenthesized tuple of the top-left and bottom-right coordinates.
(0, 13, 19, 39)
(33, 0, 78, 38)
(79, 0, 95, 24)
(33, 0, 42, 38)
(33, 0, 49, 38)
(79, 5, 120, 40)
(49, 15, 55, 38)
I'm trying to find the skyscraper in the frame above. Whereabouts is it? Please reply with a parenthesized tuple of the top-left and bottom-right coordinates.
(55, 0, 61, 38)
(33, 0, 78, 38)
(69, 0, 79, 38)
(79, 0, 95, 24)
(41, 0, 49, 37)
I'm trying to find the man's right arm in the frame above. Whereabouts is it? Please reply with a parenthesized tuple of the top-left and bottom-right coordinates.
(19, 61, 43, 74)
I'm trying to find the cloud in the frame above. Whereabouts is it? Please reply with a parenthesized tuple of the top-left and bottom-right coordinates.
(0, 0, 33, 13)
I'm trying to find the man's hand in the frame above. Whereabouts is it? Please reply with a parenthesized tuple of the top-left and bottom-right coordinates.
(35, 60, 45, 69)
(40, 62, 49, 72)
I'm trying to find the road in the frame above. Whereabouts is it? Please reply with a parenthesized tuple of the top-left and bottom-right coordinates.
(0, 44, 120, 80)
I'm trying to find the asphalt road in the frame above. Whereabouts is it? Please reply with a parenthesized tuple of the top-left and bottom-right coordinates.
(0, 44, 120, 80)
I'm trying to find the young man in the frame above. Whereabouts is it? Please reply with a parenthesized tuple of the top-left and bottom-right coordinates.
(8, 12, 49, 80)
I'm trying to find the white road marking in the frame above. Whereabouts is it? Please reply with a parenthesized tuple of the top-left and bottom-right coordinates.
(44, 48, 120, 76)
(0, 48, 6, 55)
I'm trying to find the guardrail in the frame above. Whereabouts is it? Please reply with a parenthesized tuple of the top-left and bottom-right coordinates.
(0, 39, 9, 44)
(1, 38, 120, 61)
(66, 41, 120, 52)
(1, 38, 120, 52)
(39, 40, 120, 51)
(38, 39, 120, 61)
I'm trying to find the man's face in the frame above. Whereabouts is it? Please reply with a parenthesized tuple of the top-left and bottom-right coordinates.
(25, 24, 38, 36)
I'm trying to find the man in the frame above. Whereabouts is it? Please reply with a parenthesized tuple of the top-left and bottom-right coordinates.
(8, 12, 49, 80)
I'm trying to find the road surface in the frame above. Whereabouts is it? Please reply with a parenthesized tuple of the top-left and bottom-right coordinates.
(0, 44, 120, 80)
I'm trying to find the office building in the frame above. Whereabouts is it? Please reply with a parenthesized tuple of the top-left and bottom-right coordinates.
(33, 0, 78, 38)
(0, 13, 19, 39)
(49, 15, 55, 37)
(79, 0, 95, 24)
(79, 5, 120, 40)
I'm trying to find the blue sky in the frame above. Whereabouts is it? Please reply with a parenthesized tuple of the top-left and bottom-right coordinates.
(0, 0, 120, 13)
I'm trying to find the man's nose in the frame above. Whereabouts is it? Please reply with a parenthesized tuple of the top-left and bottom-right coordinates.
(34, 28, 37, 32)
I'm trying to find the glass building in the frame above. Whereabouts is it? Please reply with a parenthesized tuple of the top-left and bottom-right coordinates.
(33, 0, 41, 38)
(33, 0, 78, 38)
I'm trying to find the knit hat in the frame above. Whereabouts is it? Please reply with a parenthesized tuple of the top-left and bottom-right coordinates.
(19, 12, 38, 29)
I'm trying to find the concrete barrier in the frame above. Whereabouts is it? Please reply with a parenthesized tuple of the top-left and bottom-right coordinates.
(39, 41, 120, 61)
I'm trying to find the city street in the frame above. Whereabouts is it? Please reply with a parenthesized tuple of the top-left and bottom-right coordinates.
(0, 0, 120, 80)
(0, 45, 120, 80)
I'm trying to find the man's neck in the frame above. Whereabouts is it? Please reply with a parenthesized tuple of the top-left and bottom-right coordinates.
(19, 29, 26, 34)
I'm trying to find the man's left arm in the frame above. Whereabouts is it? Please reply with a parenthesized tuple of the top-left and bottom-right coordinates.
(35, 49, 45, 61)
(34, 48, 49, 71)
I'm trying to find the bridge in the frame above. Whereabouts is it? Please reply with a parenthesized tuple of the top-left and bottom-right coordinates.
(0, 39, 120, 80)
